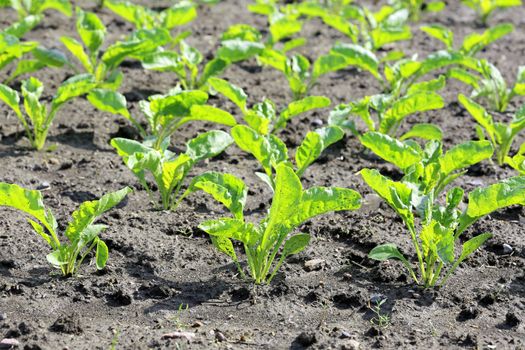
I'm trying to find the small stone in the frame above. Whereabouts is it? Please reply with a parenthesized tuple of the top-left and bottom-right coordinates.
(48, 158, 59, 165)
(502, 244, 513, 254)
(37, 182, 50, 190)
(162, 331, 195, 342)
(304, 259, 325, 271)
(191, 321, 203, 328)
(0, 338, 19, 348)
(295, 331, 317, 347)
(340, 330, 352, 339)
(215, 331, 227, 342)
(311, 118, 323, 126)
(370, 293, 386, 304)
(361, 194, 382, 213)
(505, 312, 520, 327)
(0, 313, 6, 321)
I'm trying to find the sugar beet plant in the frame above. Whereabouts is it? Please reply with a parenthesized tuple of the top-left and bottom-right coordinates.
(0, 0, 72, 21)
(0, 183, 131, 276)
(459, 94, 525, 165)
(359, 132, 525, 287)
(0, 74, 99, 150)
(461, 0, 522, 25)
(197, 164, 361, 284)
(111, 130, 233, 210)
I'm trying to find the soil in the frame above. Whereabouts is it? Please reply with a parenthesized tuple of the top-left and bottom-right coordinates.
(1, 1, 524, 349)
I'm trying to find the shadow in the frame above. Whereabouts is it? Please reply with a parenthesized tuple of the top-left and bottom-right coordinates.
(509, 273, 525, 298)
(18, 267, 54, 288)
(47, 130, 100, 151)
(61, 191, 97, 204)
(0, 130, 28, 146)
(123, 88, 161, 102)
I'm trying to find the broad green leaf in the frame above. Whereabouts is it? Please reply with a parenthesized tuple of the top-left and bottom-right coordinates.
(420, 24, 453, 49)
(188, 105, 237, 127)
(0, 84, 22, 117)
(39, 0, 72, 17)
(458, 94, 495, 142)
(448, 68, 480, 89)
(208, 77, 247, 113)
(217, 39, 264, 63)
(0, 182, 56, 237)
(312, 53, 349, 79)
(292, 186, 361, 227)
(231, 125, 272, 174)
(221, 24, 261, 42)
(360, 132, 422, 170)
(53, 73, 97, 106)
(87, 89, 130, 119)
(280, 96, 331, 123)
(369, 243, 410, 267)
(141, 51, 181, 71)
(7, 60, 45, 82)
(270, 17, 302, 43)
(149, 90, 208, 123)
(199, 218, 258, 246)
(200, 58, 229, 86)
(4, 15, 42, 38)
(162, 3, 197, 29)
(407, 75, 447, 94)
(315, 126, 344, 148)
(77, 8, 106, 54)
(185, 172, 247, 219)
(330, 43, 379, 79)
(282, 233, 310, 257)
(65, 187, 132, 242)
(33, 47, 69, 67)
(185, 130, 233, 162)
(400, 123, 443, 141)
(95, 239, 109, 269)
(466, 176, 525, 218)
(295, 131, 322, 175)
(322, 15, 358, 41)
(439, 140, 493, 175)
(462, 23, 513, 56)
(380, 92, 444, 134)
(60, 36, 92, 72)
(458, 233, 492, 262)
(371, 26, 412, 50)
(210, 236, 238, 262)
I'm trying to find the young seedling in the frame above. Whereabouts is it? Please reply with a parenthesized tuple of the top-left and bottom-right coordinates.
(258, 48, 355, 100)
(329, 90, 445, 137)
(459, 94, 525, 164)
(196, 164, 361, 284)
(505, 143, 525, 174)
(104, 0, 197, 38)
(295, 2, 412, 52)
(209, 77, 340, 188)
(61, 8, 171, 90)
(0, 183, 131, 276)
(248, 0, 306, 51)
(0, 0, 72, 20)
(360, 132, 494, 200)
(141, 39, 230, 91)
(451, 61, 525, 112)
(0, 74, 99, 150)
(368, 298, 391, 328)
(461, 0, 522, 26)
(111, 130, 233, 210)
(362, 168, 525, 287)
(421, 23, 514, 58)
(389, 0, 446, 21)
(215, 24, 266, 64)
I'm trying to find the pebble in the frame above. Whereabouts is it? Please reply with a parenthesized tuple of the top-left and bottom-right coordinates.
(0, 338, 19, 348)
(502, 244, 513, 254)
(361, 194, 382, 213)
(162, 331, 195, 342)
(215, 331, 227, 342)
(340, 330, 352, 339)
(37, 181, 50, 190)
(0, 313, 5, 321)
(311, 118, 323, 126)
(342, 339, 360, 350)
(370, 293, 386, 304)
(304, 259, 325, 271)
(191, 321, 203, 328)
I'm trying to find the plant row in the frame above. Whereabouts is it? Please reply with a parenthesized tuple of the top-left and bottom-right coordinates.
(0, 0, 524, 289)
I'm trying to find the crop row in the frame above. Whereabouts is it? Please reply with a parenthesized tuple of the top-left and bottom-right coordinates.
(0, 0, 524, 290)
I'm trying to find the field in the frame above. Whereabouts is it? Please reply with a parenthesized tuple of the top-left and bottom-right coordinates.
(0, 0, 524, 349)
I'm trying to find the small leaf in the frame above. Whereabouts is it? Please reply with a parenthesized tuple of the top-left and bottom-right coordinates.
(208, 77, 247, 113)
(95, 239, 109, 269)
(369, 243, 410, 266)
(330, 42, 379, 79)
(282, 234, 310, 257)
(185, 130, 233, 162)
(87, 89, 130, 119)
(360, 132, 422, 170)
(400, 123, 443, 141)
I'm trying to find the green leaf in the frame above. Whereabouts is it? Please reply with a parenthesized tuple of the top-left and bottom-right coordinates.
(65, 187, 132, 242)
(162, 3, 197, 29)
(0, 182, 56, 239)
(4, 15, 42, 38)
(0, 84, 22, 117)
(295, 131, 322, 176)
(315, 125, 344, 148)
(188, 105, 237, 127)
(185, 172, 247, 219)
(330, 43, 379, 79)
(369, 243, 410, 266)
(53, 73, 97, 107)
(60, 36, 92, 72)
(458, 94, 495, 142)
(199, 218, 258, 246)
(231, 125, 272, 175)
(462, 23, 514, 56)
(279, 96, 331, 126)
(400, 123, 443, 141)
(95, 239, 109, 269)
(208, 77, 247, 113)
(87, 89, 130, 120)
(217, 39, 264, 63)
(282, 234, 310, 257)
(312, 54, 349, 79)
(360, 132, 422, 170)
(420, 24, 453, 49)
(185, 130, 233, 162)
(439, 140, 494, 175)
(371, 26, 412, 50)
(466, 176, 525, 218)
(141, 51, 181, 71)
(200, 58, 229, 86)
(407, 75, 447, 94)
(380, 92, 444, 134)
(33, 47, 69, 67)
(76, 8, 106, 54)
(270, 17, 302, 43)
(458, 233, 492, 262)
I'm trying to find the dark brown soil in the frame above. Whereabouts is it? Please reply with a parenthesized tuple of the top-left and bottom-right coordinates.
(1, 1, 524, 349)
